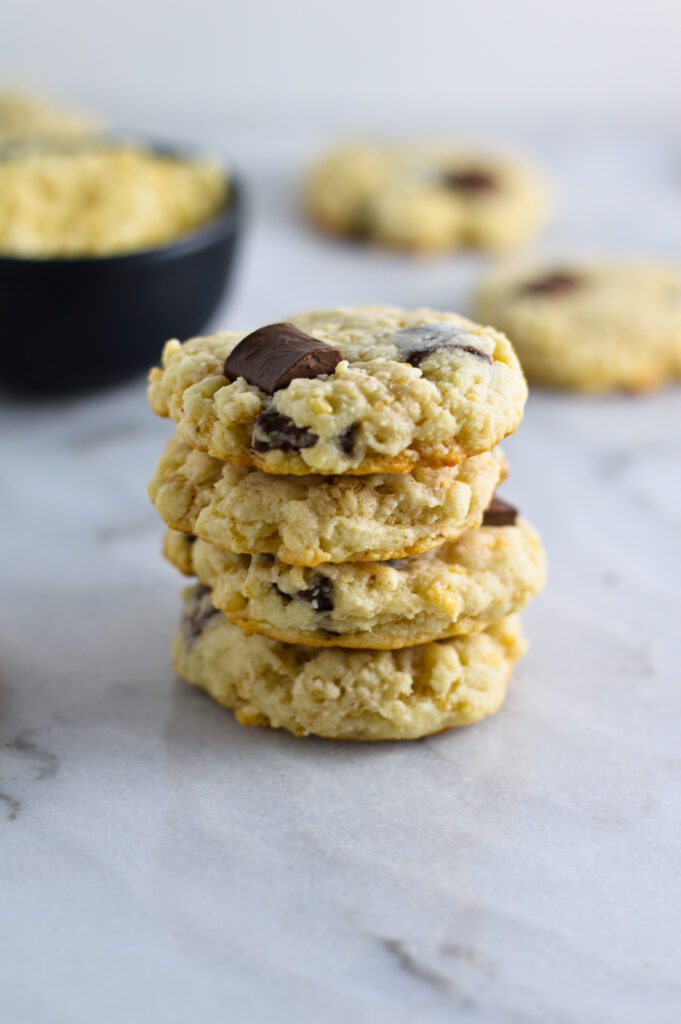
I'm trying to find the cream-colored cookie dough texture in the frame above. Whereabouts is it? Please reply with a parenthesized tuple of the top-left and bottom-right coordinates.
(149, 437, 505, 565)
(305, 142, 549, 253)
(0, 90, 99, 143)
(148, 306, 528, 476)
(0, 145, 228, 258)
(175, 586, 527, 741)
(164, 519, 546, 649)
(475, 262, 681, 392)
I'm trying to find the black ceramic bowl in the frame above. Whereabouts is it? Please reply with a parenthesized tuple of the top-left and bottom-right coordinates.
(0, 152, 242, 394)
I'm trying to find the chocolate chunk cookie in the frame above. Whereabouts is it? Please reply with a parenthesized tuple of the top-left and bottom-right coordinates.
(475, 262, 681, 393)
(174, 585, 527, 740)
(149, 437, 505, 566)
(164, 517, 546, 649)
(305, 142, 549, 253)
(148, 306, 527, 475)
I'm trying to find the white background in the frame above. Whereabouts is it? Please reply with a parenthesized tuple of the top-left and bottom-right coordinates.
(2, 0, 681, 133)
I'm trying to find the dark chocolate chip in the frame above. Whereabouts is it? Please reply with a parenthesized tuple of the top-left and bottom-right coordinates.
(297, 576, 334, 612)
(520, 271, 581, 297)
(443, 168, 497, 192)
(407, 342, 491, 368)
(185, 585, 220, 639)
(252, 409, 317, 453)
(348, 202, 374, 240)
(482, 497, 518, 527)
(274, 575, 334, 612)
(224, 322, 342, 394)
(337, 424, 357, 457)
(389, 325, 492, 368)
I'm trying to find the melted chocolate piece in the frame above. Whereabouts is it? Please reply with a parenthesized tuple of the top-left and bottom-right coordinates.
(482, 497, 518, 527)
(224, 322, 342, 394)
(407, 343, 491, 368)
(185, 585, 220, 639)
(274, 575, 334, 612)
(337, 424, 356, 457)
(443, 168, 497, 192)
(390, 325, 492, 368)
(520, 271, 581, 297)
(252, 409, 317, 453)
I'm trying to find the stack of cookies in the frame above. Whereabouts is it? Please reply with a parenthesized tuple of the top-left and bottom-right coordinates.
(147, 306, 546, 741)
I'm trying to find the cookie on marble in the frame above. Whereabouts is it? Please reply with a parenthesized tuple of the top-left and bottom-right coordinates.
(305, 142, 549, 254)
(164, 513, 546, 649)
(148, 307, 527, 475)
(475, 262, 681, 393)
(149, 436, 505, 566)
(174, 585, 527, 740)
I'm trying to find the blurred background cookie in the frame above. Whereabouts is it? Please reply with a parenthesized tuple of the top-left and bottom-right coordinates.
(475, 261, 681, 392)
(305, 142, 549, 254)
(0, 89, 100, 144)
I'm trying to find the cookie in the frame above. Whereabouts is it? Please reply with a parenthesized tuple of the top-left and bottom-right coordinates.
(163, 514, 546, 649)
(148, 306, 527, 475)
(475, 262, 681, 393)
(0, 90, 99, 145)
(305, 142, 549, 254)
(149, 436, 505, 566)
(174, 585, 527, 740)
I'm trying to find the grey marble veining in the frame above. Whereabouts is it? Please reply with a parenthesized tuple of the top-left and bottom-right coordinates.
(1, 125, 681, 1023)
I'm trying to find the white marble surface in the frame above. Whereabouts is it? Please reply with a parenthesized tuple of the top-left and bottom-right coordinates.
(2, 126, 681, 1023)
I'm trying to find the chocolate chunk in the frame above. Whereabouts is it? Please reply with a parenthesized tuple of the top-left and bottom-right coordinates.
(224, 322, 342, 394)
(482, 497, 518, 527)
(348, 202, 374, 240)
(407, 342, 491, 368)
(185, 585, 220, 639)
(389, 325, 493, 368)
(443, 168, 497, 192)
(274, 575, 334, 612)
(337, 424, 356, 457)
(297, 576, 334, 612)
(520, 271, 581, 297)
(252, 409, 317, 453)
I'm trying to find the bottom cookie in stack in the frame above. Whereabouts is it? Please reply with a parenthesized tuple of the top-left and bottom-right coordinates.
(173, 584, 528, 742)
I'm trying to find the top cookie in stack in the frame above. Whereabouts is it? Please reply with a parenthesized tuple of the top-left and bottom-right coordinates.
(148, 306, 528, 476)
(148, 306, 543, 740)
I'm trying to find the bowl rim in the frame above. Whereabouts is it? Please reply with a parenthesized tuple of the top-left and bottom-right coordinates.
(0, 139, 242, 268)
